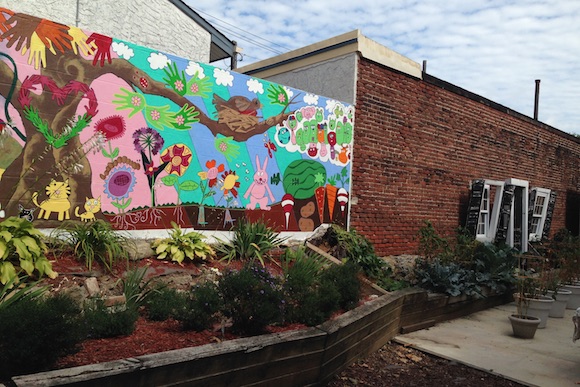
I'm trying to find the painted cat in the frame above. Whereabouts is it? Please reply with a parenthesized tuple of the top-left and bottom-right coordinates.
(75, 196, 101, 222)
(32, 179, 71, 221)
(18, 204, 35, 222)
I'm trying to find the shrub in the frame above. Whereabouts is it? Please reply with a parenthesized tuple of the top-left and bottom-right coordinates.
(415, 258, 479, 297)
(175, 282, 222, 331)
(50, 219, 132, 272)
(320, 262, 361, 310)
(0, 293, 84, 379)
(145, 287, 187, 322)
(83, 299, 138, 338)
(219, 264, 283, 335)
(119, 266, 157, 312)
(0, 216, 57, 285)
(151, 221, 214, 264)
(215, 218, 286, 266)
(0, 275, 48, 312)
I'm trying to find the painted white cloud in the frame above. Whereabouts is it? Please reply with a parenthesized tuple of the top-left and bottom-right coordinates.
(111, 42, 134, 60)
(186, 61, 206, 78)
(247, 78, 264, 94)
(214, 68, 234, 87)
(148, 52, 171, 70)
(303, 93, 318, 105)
(186, 0, 580, 134)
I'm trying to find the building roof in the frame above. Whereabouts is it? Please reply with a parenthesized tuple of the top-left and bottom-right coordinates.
(237, 29, 422, 79)
(170, 0, 237, 64)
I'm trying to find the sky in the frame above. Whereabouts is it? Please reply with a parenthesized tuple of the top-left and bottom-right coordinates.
(184, 0, 580, 136)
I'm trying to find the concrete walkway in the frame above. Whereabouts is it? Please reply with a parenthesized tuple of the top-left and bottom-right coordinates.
(395, 303, 580, 387)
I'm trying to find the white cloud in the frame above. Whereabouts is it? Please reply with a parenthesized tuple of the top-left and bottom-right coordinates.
(147, 52, 171, 70)
(214, 68, 234, 86)
(186, 61, 206, 78)
(247, 78, 264, 94)
(186, 0, 580, 134)
(303, 93, 318, 105)
(111, 41, 134, 60)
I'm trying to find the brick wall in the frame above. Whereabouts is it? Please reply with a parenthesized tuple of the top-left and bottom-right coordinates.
(351, 58, 580, 256)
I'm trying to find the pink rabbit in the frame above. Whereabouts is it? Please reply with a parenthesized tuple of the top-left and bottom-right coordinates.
(244, 155, 274, 210)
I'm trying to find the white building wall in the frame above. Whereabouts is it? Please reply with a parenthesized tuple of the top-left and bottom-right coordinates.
(0, 0, 211, 62)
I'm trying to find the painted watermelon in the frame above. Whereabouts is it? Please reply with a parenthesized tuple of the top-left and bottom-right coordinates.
(283, 160, 326, 200)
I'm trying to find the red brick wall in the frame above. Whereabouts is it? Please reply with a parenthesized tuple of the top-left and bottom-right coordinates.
(351, 58, 580, 256)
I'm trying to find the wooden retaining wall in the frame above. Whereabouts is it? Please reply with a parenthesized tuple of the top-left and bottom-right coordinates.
(10, 289, 511, 386)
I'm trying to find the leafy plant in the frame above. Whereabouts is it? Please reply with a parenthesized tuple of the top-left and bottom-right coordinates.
(0, 216, 57, 284)
(119, 266, 157, 312)
(145, 287, 187, 321)
(0, 293, 85, 379)
(50, 220, 132, 272)
(548, 228, 580, 284)
(417, 220, 451, 261)
(219, 264, 284, 335)
(320, 262, 361, 310)
(215, 218, 287, 266)
(471, 242, 517, 294)
(151, 221, 214, 264)
(175, 281, 222, 331)
(83, 298, 138, 338)
(415, 258, 479, 297)
(0, 275, 48, 312)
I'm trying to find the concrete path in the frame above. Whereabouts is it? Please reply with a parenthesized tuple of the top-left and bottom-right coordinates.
(395, 303, 580, 387)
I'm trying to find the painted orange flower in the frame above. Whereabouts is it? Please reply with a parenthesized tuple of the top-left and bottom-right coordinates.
(160, 144, 192, 176)
(198, 159, 225, 188)
(220, 170, 240, 198)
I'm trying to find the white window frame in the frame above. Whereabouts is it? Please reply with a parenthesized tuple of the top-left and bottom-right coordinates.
(529, 187, 551, 242)
(505, 178, 529, 253)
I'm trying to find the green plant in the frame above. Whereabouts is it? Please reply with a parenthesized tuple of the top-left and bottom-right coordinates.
(319, 262, 361, 310)
(151, 221, 214, 264)
(145, 287, 187, 322)
(548, 229, 580, 284)
(0, 293, 85, 379)
(0, 216, 57, 284)
(417, 220, 451, 261)
(415, 258, 480, 297)
(83, 298, 138, 338)
(50, 219, 132, 272)
(219, 264, 284, 335)
(0, 275, 48, 312)
(119, 266, 157, 312)
(215, 218, 287, 266)
(175, 281, 222, 331)
(471, 242, 517, 294)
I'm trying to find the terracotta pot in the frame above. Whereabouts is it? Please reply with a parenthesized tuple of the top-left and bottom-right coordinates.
(508, 314, 541, 339)
(561, 283, 580, 310)
(547, 289, 572, 318)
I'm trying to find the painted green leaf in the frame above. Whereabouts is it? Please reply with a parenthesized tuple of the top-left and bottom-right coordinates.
(179, 180, 199, 191)
(162, 174, 178, 186)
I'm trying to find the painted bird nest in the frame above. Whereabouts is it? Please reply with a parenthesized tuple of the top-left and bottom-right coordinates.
(217, 107, 259, 133)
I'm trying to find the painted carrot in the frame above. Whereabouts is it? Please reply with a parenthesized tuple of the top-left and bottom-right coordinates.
(325, 184, 338, 220)
(315, 186, 326, 223)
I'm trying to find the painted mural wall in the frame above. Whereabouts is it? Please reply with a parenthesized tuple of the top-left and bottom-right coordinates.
(0, 8, 353, 233)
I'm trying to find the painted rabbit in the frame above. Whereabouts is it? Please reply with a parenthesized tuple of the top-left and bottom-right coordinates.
(244, 155, 274, 210)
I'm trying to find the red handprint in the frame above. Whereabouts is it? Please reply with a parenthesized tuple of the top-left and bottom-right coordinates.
(0, 12, 40, 51)
(34, 19, 73, 53)
(86, 33, 112, 67)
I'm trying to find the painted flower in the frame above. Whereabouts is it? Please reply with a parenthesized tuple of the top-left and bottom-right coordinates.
(144, 162, 158, 176)
(221, 170, 240, 198)
(133, 127, 164, 155)
(150, 110, 160, 121)
(94, 115, 126, 140)
(190, 83, 199, 94)
(175, 115, 185, 126)
(160, 144, 192, 176)
(198, 159, 224, 188)
(103, 165, 137, 200)
(131, 96, 142, 107)
(174, 80, 184, 92)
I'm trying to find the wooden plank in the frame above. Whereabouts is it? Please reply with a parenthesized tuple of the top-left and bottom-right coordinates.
(305, 242, 342, 265)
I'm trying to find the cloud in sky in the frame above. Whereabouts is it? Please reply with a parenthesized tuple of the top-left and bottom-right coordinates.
(186, 0, 580, 135)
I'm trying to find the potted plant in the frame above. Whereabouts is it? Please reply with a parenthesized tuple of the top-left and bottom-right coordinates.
(510, 274, 542, 338)
(548, 229, 580, 310)
(539, 269, 572, 318)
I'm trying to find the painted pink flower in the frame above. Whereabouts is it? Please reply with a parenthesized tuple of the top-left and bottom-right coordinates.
(150, 110, 160, 121)
(174, 80, 184, 92)
(190, 83, 199, 94)
(175, 115, 185, 126)
(131, 96, 142, 107)
(277, 93, 286, 103)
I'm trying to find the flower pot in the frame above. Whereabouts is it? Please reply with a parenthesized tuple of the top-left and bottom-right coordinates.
(562, 283, 580, 310)
(547, 289, 572, 318)
(513, 294, 554, 328)
(508, 314, 541, 339)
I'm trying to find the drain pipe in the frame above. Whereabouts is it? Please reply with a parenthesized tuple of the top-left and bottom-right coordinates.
(533, 79, 540, 120)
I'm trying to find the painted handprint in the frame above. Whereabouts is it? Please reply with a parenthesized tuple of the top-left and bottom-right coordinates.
(67, 26, 96, 56)
(0, 12, 40, 51)
(34, 19, 72, 53)
(86, 32, 112, 66)
(171, 104, 200, 130)
(0, 8, 14, 38)
(145, 105, 173, 131)
(112, 88, 146, 118)
(22, 32, 55, 69)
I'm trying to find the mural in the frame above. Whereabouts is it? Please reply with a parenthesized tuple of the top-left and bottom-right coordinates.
(0, 8, 354, 232)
